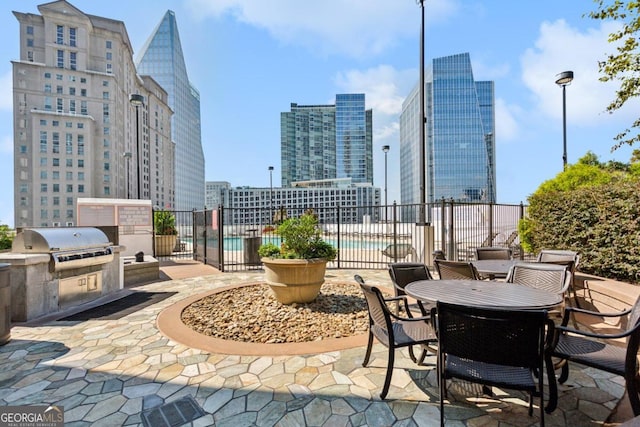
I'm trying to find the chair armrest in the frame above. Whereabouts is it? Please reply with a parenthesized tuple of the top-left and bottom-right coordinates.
(555, 324, 638, 340)
(560, 305, 632, 326)
(388, 311, 431, 322)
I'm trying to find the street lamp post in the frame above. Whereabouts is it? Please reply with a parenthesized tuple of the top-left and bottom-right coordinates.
(123, 152, 132, 199)
(129, 93, 145, 199)
(417, 0, 426, 224)
(555, 71, 573, 170)
(382, 145, 390, 222)
(268, 166, 274, 223)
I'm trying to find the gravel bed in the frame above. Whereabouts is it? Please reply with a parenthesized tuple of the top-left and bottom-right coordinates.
(181, 282, 370, 344)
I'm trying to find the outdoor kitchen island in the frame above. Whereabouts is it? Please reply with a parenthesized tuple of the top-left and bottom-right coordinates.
(0, 227, 124, 322)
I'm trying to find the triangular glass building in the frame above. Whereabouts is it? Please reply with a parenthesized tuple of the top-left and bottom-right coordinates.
(136, 10, 205, 210)
(400, 52, 496, 206)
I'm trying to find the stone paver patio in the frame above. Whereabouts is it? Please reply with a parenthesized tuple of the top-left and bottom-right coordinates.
(0, 265, 635, 426)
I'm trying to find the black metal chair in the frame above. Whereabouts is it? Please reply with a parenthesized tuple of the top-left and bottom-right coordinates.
(551, 295, 640, 416)
(434, 259, 480, 280)
(537, 249, 581, 307)
(355, 274, 437, 399)
(475, 246, 513, 260)
(388, 262, 433, 316)
(506, 262, 571, 318)
(434, 301, 554, 426)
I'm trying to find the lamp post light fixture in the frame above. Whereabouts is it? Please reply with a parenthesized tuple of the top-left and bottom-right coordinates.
(555, 71, 574, 170)
(268, 166, 274, 223)
(382, 145, 390, 222)
(123, 152, 132, 199)
(129, 93, 145, 199)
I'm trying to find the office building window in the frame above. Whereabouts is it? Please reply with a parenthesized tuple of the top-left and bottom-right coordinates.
(40, 197, 47, 206)
(40, 158, 47, 167)
(70, 52, 76, 70)
(66, 159, 72, 167)
(106, 63, 112, 74)
(65, 172, 72, 180)
(56, 98, 63, 113)
(53, 184, 59, 193)
(69, 27, 76, 47)
(56, 85, 63, 94)
(44, 72, 51, 79)
(77, 159, 84, 168)
(106, 52, 112, 61)
(80, 89, 86, 97)
(52, 158, 59, 167)
(57, 50, 64, 68)
(26, 26, 33, 35)
(67, 210, 74, 219)
(66, 197, 73, 206)
(52, 120, 59, 127)
(53, 197, 59, 206)
(53, 171, 60, 180)
(41, 184, 47, 192)
(65, 122, 72, 128)
(27, 39, 33, 47)
(44, 84, 51, 93)
(106, 40, 112, 49)
(40, 171, 47, 179)
(104, 186, 110, 195)
(66, 185, 73, 193)
(66, 134, 72, 154)
(39, 131, 47, 152)
(78, 185, 84, 193)
(80, 101, 87, 114)
(52, 132, 60, 153)
(77, 135, 84, 155)
(41, 210, 48, 220)
(69, 100, 75, 114)
(56, 74, 63, 80)
(56, 25, 63, 44)
(44, 97, 52, 111)
(78, 172, 84, 181)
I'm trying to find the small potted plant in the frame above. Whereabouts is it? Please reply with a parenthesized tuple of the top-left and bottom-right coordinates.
(154, 210, 178, 256)
(258, 211, 337, 304)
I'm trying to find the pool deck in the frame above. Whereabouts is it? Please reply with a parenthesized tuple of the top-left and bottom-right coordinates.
(0, 259, 638, 426)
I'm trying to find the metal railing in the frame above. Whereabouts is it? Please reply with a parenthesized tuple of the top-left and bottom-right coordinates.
(161, 201, 528, 272)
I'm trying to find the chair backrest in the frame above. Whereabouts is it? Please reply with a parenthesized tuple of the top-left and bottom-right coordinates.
(434, 259, 479, 280)
(432, 250, 446, 260)
(506, 262, 571, 295)
(355, 275, 392, 343)
(537, 249, 580, 271)
(436, 301, 549, 368)
(475, 246, 512, 260)
(388, 263, 432, 297)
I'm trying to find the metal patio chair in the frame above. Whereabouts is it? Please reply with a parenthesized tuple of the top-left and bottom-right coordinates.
(388, 262, 433, 316)
(434, 259, 480, 280)
(506, 262, 571, 318)
(551, 295, 640, 416)
(355, 274, 437, 399)
(537, 249, 581, 307)
(434, 301, 554, 426)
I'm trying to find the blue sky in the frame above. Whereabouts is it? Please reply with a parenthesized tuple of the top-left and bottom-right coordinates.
(1, 0, 638, 227)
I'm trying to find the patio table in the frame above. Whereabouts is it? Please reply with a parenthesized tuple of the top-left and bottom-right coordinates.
(405, 279, 562, 412)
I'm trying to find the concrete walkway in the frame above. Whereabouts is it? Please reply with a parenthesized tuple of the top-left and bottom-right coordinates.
(0, 261, 636, 426)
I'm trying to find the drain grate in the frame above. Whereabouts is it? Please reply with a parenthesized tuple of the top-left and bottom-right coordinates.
(141, 395, 206, 427)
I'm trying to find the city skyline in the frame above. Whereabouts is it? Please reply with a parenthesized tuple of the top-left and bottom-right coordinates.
(1, 1, 639, 226)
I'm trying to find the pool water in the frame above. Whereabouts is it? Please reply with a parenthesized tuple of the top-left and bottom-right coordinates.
(223, 236, 386, 251)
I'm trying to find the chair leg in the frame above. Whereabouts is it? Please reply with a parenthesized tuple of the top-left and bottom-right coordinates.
(558, 361, 570, 384)
(625, 372, 640, 416)
(380, 348, 395, 400)
(363, 331, 374, 367)
(408, 345, 417, 363)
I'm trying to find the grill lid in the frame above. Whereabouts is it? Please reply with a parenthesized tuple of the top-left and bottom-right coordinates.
(13, 227, 112, 253)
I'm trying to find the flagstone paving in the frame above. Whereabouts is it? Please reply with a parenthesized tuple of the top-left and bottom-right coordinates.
(0, 268, 633, 426)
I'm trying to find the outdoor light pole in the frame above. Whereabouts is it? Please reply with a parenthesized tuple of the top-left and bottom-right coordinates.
(268, 166, 274, 223)
(129, 93, 145, 199)
(123, 152, 132, 199)
(417, 0, 426, 224)
(382, 145, 390, 222)
(555, 71, 573, 170)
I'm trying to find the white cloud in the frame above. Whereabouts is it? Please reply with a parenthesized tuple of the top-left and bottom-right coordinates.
(0, 72, 13, 111)
(185, 0, 458, 57)
(494, 98, 520, 143)
(520, 19, 633, 126)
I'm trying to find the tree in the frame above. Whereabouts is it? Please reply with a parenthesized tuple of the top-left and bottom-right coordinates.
(589, 1, 640, 150)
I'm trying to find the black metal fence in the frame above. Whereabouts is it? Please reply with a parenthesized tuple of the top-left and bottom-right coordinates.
(154, 201, 529, 272)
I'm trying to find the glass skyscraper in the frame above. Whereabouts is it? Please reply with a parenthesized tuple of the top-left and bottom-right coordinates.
(400, 52, 496, 205)
(136, 10, 205, 210)
(281, 94, 372, 187)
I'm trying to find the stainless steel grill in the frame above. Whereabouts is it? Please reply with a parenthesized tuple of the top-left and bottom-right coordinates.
(13, 227, 114, 271)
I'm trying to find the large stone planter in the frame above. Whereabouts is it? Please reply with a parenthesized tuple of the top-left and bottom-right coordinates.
(261, 257, 328, 304)
(155, 234, 177, 256)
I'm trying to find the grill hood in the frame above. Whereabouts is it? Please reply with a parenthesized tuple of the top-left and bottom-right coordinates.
(13, 227, 114, 271)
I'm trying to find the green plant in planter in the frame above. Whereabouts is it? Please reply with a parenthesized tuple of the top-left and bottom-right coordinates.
(154, 210, 177, 235)
(258, 212, 337, 260)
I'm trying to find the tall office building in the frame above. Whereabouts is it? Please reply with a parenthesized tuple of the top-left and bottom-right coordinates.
(12, 0, 174, 227)
(281, 94, 373, 187)
(400, 53, 496, 206)
(136, 11, 205, 211)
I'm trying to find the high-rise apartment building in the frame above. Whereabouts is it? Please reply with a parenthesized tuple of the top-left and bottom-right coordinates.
(400, 53, 496, 206)
(281, 94, 373, 187)
(136, 11, 205, 211)
(12, 0, 174, 227)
